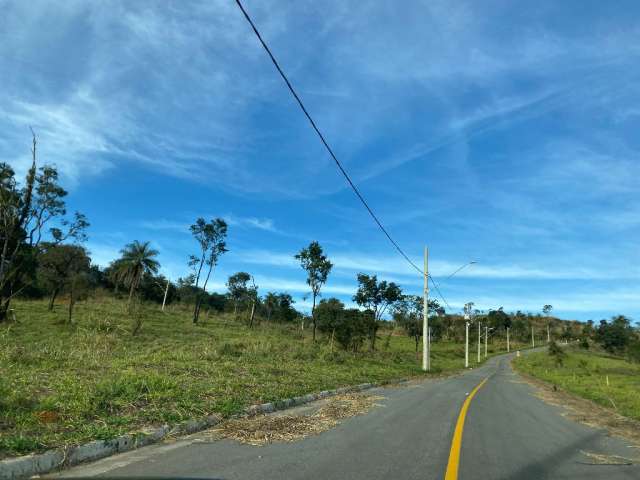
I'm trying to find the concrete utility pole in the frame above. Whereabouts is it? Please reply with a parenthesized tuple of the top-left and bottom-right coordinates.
(547, 323, 550, 343)
(422, 246, 429, 372)
(477, 321, 481, 363)
(484, 325, 488, 358)
(531, 326, 535, 348)
(464, 315, 470, 368)
(507, 327, 510, 353)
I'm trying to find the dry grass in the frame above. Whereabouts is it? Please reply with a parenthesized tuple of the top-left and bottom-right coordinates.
(210, 393, 384, 446)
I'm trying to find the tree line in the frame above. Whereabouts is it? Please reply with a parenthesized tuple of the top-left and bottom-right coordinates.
(2, 135, 637, 357)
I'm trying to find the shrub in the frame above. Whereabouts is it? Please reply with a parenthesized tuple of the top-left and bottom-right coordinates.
(579, 337, 589, 349)
(548, 340, 566, 366)
(627, 340, 640, 364)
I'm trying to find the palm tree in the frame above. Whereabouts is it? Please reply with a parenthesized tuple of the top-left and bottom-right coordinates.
(117, 241, 160, 309)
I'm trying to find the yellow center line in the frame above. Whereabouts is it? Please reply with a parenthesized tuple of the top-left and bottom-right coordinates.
(444, 377, 489, 480)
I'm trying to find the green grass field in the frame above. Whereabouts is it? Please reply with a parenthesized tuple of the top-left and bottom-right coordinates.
(0, 298, 521, 458)
(513, 348, 640, 422)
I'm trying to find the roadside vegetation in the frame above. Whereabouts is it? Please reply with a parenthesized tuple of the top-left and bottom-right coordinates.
(514, 348, 640, 422)
(514, 316, 640, 422)
(0, 135, 600, 458)
(0, 297, 528, 458)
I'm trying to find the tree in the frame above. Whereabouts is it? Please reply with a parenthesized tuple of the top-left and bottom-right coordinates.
(542, 305, 554, 342)
(227, 272, 251, 317)
(247, 276, 259, 328)
(486, 307, 512, 331)
(316, 297, 345, 348)
(596, 315, 634, 353)
(66, 270, 92, 324)
(263, 292, 278, 322)
(353, 273, 402, 350)
(275, 293, 298, 323)
(0, 134, 88, 322)
(395, 295, 442, 353)
(295, 241, 332, 342)
(188, 218, 228, 323)
(116, 241, 160, 310)
(38, 244, 90, 311)
(394, 295, 422, 353)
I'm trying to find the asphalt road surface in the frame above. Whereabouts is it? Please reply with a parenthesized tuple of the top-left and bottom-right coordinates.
(51, 351, 640, 480)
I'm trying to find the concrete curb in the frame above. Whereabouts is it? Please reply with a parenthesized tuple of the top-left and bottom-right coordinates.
(0, 378, 410, 480)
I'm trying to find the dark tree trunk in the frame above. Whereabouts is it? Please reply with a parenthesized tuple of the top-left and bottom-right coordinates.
(127, 281, 136, 310)
(68, 289, 75, 324)
(311, 294, 317, 342)
(0, 298, 10, 323)
(48, 288, 59, 311)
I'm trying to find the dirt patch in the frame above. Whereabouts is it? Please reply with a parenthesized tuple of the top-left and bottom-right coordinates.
(205, 393, 384, 446)
(514, 366, 640, 447)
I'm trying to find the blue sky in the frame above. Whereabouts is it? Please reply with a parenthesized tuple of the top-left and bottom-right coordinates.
(2, 0, 639, 321)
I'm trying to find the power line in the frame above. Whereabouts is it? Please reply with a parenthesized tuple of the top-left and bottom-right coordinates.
(233, 0, 453, 311)
(233, 0, 424, 271)
(428, 275, 452, 311)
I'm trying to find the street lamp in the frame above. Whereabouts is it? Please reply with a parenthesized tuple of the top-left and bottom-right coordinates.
(446, 261, 477, 280)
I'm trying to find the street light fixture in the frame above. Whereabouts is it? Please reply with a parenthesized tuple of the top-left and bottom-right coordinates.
(446, 261, 477, 280)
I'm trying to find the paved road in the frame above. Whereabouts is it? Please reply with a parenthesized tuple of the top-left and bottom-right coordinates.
(52, 352, 639, 480)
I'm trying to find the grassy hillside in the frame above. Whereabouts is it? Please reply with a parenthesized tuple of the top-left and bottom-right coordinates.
(0, 298, 524, 458)
(513, 348, 640, 421)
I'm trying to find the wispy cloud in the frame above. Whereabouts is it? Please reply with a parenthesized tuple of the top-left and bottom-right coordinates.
(140, 214, 280, 234)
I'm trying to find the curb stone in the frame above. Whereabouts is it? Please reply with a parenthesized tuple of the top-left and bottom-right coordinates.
(0, 377, 409, 480)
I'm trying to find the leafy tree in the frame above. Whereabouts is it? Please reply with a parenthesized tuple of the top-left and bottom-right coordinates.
(116, 241, 160, 310)
(188, 218, 228, 323)
(227, 272, 251, 316)
(295, 241, 332, 342)
(38, 244, 90, 310)
(394, 295, 442, 352)
(486, 307, 512, 331)
(316, 297, 345, 344)
(263, 292, 278, 322)
(353, 273, 402, 350)
(542, 305, 553, 316)
(596, 315, 634, 353)
(275, 293, 298, 322)
(394, 295, 422, 352)
(628, 339, 640, 363)
(66, 270, 92, 324)
(0, 135, 88, 321)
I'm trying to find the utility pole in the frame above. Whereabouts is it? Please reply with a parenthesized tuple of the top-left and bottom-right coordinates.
(161, 280, 170, 312)
(464, 315, 470, 368)
(547, 323, 550, 343)
(422, 246, 429, 372)
(484, 325, 488, 358)
(477, 320, 481, 363)
(531, 325, 535, 348)
(506, 327, 510, 353)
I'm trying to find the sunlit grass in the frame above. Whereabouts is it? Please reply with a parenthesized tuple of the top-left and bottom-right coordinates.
(1, 297, 518, 457)
(513, 348, 640, 421)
